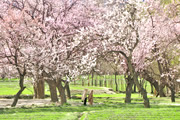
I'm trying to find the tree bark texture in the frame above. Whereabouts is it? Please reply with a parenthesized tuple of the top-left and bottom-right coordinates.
(56, 79, 67, 105)
(141, 71, 161, 96)
(170, 88, 175, 102)
(33, 79, 45, 99)
(46, 80, 58, 102)
(125, 75, 134, 103)
(66, 83, 71, 99)
(115, 72, 118, 92)
(91, 72, 94, 86)
(127, 57, 150, 108)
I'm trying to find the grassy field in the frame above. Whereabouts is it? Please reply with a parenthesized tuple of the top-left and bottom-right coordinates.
(0, 97, 180, 120)
(0, 81, 104, 96)
(0, 79, 180, 120)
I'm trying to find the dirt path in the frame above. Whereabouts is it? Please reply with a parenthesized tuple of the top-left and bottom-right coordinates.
(0, 99, 52, 108)
(0, 88, 115, 108)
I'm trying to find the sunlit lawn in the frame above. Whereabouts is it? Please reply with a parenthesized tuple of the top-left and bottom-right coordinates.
(0, 99, 179, 120)
(0, 79, 180, 120)
(0, 81, 103, 96)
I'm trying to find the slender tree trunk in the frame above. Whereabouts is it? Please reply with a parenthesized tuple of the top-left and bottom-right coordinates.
(91, 72, 94, 86)
(46, 80, 58, 102)
(88, 75, 90, 86)
(95, 75, 97, 86)
(82, 77, 84, 86)
(115, 72, 118, 92)
(125, 76, 134, 103)
(11, 75, 26, 107)
(66, 82, 71, 99)
(104, 75, 107, 87)
(33, 84, 38, 98)
(133, 84, 136, 93)
(151, 84, 154, 94)
(110, 75, 113, 88)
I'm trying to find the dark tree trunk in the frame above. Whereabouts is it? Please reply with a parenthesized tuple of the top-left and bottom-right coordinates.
(91, 72, 94, 86)
(159, 83, 166, 97)
(11, 75, 26, 107)
(46, 80, 58, 102)
(82, 77, 84, 86)
(170, 88, 175, 102)
(133, 84, 136, 93)
(66, 82, 71, 99)
(33, 79, 45, 99)
(95, 75, 97, 86)
(141, 70, 162, 96)
(104, 79, 107, 87)
(88, 75, 90, 86)
(60, 88, 66, 105)
(56, 79, 67, 105)
(125, 76, 134, 103)
(157, 60, 166, 97)
(115, 72, 118, 92)
(141, 88, 150, 108)
(99, 80, 102, 87)
(151, 84, 154, 94)
(127, 58, 150, 108)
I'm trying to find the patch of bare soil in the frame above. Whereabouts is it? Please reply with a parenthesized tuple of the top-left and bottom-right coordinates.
(0, 99, 52, 108)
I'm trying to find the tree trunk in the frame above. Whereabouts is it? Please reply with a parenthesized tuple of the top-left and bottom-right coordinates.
(157, 60, 166, 97)
(66, 82, 71, 99)
(104, 79, 107, 87)
(127, 58, 150, 108)
(141, 71, 161, 96)
(33, 79, 45, 99)
(151, 84, 154, 94)
(11, 75, 26, 107)
(56, 79, 67, 105)
(133, 84, 137, 93)
(141, 88, 150, 108)
(170, 88, 175, 102)
(115, 72, 118, 92)
(88, 75, 90, 86)
(95, 75, 97, 86)
(125, 76, 134, 103)
(159, 83, 166, 97)
(46, 80, 58, 102)
(60, 88, 66, 105)
(91, 72, 94, 86)
(33, 85, 38, 98)
(82, 77, 84, 86)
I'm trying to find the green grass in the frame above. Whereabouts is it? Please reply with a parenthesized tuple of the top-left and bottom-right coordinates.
(70, 85, 103, 90)
(0, 78, 179, 119)
(0, 81, 104, 96)
(0, 81, 34, 95)
(0, 100, 179, 120)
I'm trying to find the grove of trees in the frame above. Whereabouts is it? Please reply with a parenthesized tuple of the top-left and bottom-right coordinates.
(0, 0, 179, 108)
